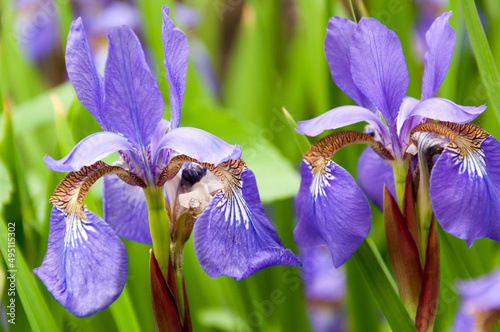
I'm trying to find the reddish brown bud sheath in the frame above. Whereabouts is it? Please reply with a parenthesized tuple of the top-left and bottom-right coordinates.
(415, 219, 440, 332)
(403, 169, 420, 249)
(383, 186, 423, 319)
(150, 250, 192, 332)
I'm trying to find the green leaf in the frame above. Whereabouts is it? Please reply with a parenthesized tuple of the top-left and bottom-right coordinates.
(281, 107, 311, 155)
(109, 287, 143, 332)
(352, 238, 418, 332)
(0, 220, 59, 331)
(243, 140, 300, 203)
(182, 102, 301, 202)
(197, 307, 240, 332)
(461, 0, 500, 124)
(11, 83, 75, 136)
(0, 154, 12, 208)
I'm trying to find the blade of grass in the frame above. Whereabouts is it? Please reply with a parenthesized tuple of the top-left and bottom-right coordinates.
(0, 219, 59, 331)
(461, 0, 500, 124)
(352, 238, 418, 332)
(281, 107, 311, 155)
(109, 286, 142, 332)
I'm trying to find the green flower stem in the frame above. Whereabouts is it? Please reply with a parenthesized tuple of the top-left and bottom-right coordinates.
(417, 169, 433, 264)
(392, 158, 409, 208)
(144, 187, 170, 280)
(171, 242, 186, 323)
(174, 266, 185, 323)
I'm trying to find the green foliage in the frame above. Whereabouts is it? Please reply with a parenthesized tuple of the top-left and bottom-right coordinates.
(1, 0, 500, 331)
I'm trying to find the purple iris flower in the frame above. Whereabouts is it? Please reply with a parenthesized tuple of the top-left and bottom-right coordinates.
(294, 12, 496, 267)
(413, 0, 447, 60)
(302, 246, 346, 332)
(14, 0, 60, 62)
(34, 6, 299, 317)
(452, 268, 500, 331)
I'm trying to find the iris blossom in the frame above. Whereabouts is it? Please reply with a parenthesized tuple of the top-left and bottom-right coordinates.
(301, 246, 346, 332)
(452, 268, 500, 332)
(34, 6, 299, 317)
(294, 12, 498, 268)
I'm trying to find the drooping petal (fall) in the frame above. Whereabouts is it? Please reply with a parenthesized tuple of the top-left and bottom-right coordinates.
(357, 147, 396, 210)
(325, 16, 370, 109)
(297, 105, 389, 142)
(104, 25, 164, 149)
(162, 5, 189, 130)
(44, 132, 134, 172)
(350, 17, 409, 137)
(421, 11, 455, 100)
(429, 126, 500, 246)
(193, 162, 300, 280)
(103, 174, 152, 244)
(294, 158, 371, 268)
(34, 207, 128, 317)
(65, 18, 106, 129)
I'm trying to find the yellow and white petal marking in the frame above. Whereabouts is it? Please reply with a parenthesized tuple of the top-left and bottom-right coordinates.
(411, 122, 490, 178)
(303, 130, 394, 199)
(158, 156, 252, 229)
(50, 161, 146, 224)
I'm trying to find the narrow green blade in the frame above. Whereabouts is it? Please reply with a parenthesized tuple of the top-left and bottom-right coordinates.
(0, 220, 59, 331)
(461, 0, 500, 124)
(352, 238, 418, 332)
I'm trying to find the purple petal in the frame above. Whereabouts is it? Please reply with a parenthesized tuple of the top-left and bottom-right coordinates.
(452, 268, 500, 331)
(350, 18, 409, 135)
(357, 147, 396, 210)
(421, 12, 455, 100)
(103, 174, 152, 244)
(193, 168, 300, 280)
(190, 38, 221, 99)
(404, 98, 486, 125)
(162, 5, 189, 130)
(33, 207, 127, 317)
(297, 105, 389, 142)
(325, 17, 371, 108)
(301, 246, 346, 302)
(154, 127, 242, 166)
(451, 305, 474, 332)
(457, 268, 500, 310)
(66, 18, 106, 129)
(44, 132, 134, 172)
(15, 0, 59, 62)
(104, 25, 164, 148)
(430, 136, 500, 246)
(88, 3, 141, 36)
(294, 159, 371, 268)
(174, 3, 201, 30)
(397, 97, 423, 148)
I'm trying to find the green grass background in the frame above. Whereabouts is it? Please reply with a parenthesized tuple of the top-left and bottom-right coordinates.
(1, 0, 500, 331)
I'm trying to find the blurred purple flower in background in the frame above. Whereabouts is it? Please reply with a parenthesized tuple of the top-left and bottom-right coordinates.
(174, 3, 221, 99)
(302, 246, 346, 332)
(14, 0, 60, 62)
(453, 268, 500, 332)
(14, 0, 142, 83)
(413, 0, 447, 60)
